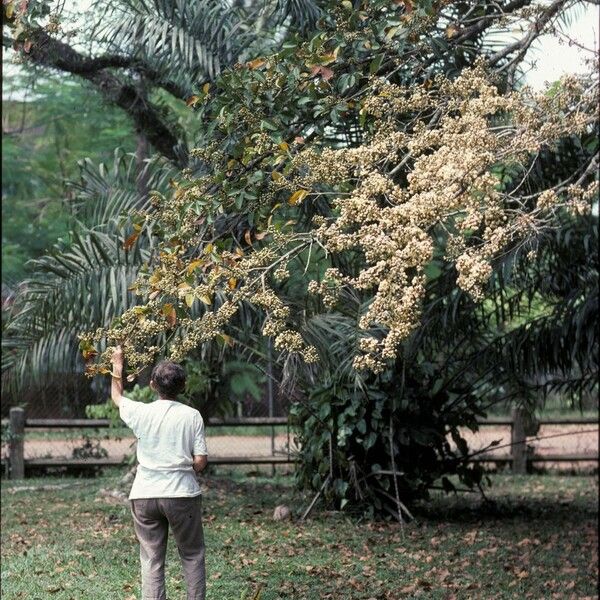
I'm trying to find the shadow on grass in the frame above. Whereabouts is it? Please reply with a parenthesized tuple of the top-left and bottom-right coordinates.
(412, 497, 596, 525)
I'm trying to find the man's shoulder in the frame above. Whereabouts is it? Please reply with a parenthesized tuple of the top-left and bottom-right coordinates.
(173, 401, 202, 419)
(120, 395, 143, 411)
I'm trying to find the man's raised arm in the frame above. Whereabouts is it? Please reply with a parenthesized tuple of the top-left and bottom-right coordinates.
(110, 346, 124, 408)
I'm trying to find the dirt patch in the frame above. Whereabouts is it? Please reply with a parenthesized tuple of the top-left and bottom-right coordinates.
(4, 434, 295, 461)
(450, 424, 598, 470)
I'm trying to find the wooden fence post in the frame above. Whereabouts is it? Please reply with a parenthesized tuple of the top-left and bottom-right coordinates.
(511, 407, 527, 475)
(9, 407, 25, 479)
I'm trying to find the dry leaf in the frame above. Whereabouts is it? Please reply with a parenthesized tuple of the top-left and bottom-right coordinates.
(187, 259, 204, 274)
(162, 303, 177, 327)
(446, 24, 460, 39)
(310, 65, 334, 81)
(123, 232, 139, 251)
(247, 58, 266, 69)
(289, 189, 308, 205)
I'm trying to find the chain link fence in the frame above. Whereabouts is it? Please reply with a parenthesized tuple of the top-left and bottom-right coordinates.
(0, 418, 299, 472)
(3, 425, 296, 463)
(1, 374, 101, 419)
(1, 367, 300, 474)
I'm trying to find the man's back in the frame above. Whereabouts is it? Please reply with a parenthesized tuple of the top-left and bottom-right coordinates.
(120, 397, 208, 500)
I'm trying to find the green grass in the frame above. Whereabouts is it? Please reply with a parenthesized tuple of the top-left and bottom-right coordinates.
(1, 470, 597, 599)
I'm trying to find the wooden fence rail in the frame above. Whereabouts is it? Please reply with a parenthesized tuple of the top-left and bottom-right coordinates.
(1, 407, 598, 479)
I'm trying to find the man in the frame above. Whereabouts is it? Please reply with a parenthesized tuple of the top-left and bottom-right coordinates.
(110, 345, 208, 600)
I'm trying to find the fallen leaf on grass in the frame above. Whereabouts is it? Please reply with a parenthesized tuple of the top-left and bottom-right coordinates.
(517, 537, 540, 547)
(463, 529, 478, 545)
(362, 565, 376, 577)
(561, 566, 578, 575)
(349, 577, 365, 591)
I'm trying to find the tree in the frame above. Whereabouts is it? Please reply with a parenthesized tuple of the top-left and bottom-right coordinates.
(1, 72, 137, 283)
(73, 0, 597, 517)
(3, 0, 597, 516)
(1, 0, 325, 405)
(3, 0, 323, 165)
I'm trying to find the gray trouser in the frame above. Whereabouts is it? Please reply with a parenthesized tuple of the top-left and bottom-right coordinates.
(130, 496, 206, 600)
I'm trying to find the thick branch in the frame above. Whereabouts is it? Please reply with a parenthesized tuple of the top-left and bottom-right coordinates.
(413, 0, 535, 77)
(451, 0, 535, 46)
(487, 0, 569, 67)
(26, 29, 188, 166)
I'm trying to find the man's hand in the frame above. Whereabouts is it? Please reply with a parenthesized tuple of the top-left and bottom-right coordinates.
(110, 345, 124, 371)
(193, 455, 208, 473)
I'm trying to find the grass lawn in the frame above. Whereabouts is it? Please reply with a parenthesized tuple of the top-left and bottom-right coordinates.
(1, 469, 597, 599)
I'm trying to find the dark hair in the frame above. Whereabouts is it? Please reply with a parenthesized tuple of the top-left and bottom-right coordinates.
(150, 361, 186, 398)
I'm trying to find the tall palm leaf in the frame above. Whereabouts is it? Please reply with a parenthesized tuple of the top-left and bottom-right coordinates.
(91, 0, 322, 97)
(1, 152, 173, 398)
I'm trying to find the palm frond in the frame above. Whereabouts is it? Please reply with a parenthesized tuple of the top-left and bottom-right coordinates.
(68, 149, 175, 227)
(1, 150, 173, 398)
(94, 0, 251, 86)
(272, 0, 322, 33)
(2, 229, 149, 395)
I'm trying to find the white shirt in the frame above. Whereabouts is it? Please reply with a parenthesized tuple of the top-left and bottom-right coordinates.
(119, 396, 208, 500)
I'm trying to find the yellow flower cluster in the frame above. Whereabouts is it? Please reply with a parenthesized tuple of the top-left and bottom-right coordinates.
(85, 63, 597, 377)
(292, 64, 598, 370)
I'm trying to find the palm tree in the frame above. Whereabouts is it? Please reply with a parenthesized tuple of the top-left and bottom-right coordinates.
(2, 0, 324, 411)
(1, 151, 174, 411)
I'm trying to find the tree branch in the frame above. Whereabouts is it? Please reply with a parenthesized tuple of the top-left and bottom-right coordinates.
(451, 0, 536, 46)
(26, 29, 188, 166)
(487, 0, 570, 67)
(412, 0, 535, 77)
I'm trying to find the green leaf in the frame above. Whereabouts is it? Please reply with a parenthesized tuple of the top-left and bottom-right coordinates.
(369, 54, 384, 75)
(319, 403, 331, 419)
